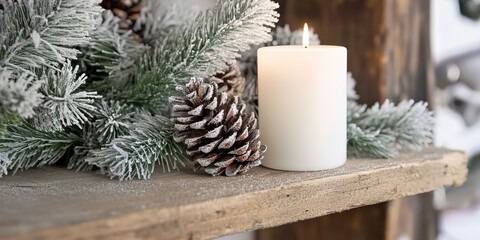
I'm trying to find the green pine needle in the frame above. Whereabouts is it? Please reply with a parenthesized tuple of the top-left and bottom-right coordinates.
(347, 100, 434, 158)
(0, 0, 101, 76)
(0, 122, 80, 176)
(87, 114, 186, 180)
(114, 0, 279, 111)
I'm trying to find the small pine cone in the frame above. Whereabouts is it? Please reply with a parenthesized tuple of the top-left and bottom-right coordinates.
(170, 78, 266, 176)
(210, 63, 246, 97)
(101, 0, 144, 39)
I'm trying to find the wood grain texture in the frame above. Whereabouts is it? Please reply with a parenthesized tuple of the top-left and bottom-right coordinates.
(257, 202, 388, 240)
(279, 0, 433, 105)
(0, 148, 467, 240)
(385, 193, 437, 240)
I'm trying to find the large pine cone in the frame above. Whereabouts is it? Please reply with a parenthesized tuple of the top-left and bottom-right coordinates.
(210, 63, 246, 97)
(170, 78, 266, 176)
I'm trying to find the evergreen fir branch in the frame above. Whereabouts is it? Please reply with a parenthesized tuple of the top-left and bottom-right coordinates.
(0, 0, 101, 76)
(67, 123, 99, 172)
(0, 69, 43, 119)
(347, 124, 396, 158)
(67, 101, 136, 172)
(347, 100, 434, 158)
(0, 108, 21, 137)
(86, 114, 186, 180)
(93, 100, 136, 144)
(81, 11, 149, 90)
(0, 122, 80, 176)
(117, 0, 279, 111)
(141, 0, 198, 46)
(32, 63, 101, 132)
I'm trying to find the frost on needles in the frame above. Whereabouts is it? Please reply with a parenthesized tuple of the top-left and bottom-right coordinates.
(85, 0, 280, 179)
(0, 0, 102, 176)
(0, 0, 280, 179)
(0, 0, 101, 130)
(0, 0, 434, 180)
(114, 0, 280, 112)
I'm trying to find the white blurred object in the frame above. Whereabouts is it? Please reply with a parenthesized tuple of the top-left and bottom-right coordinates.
(432, 0, 480, 63)
(439, 204, 480, 240)
(435, 84, 480, 157)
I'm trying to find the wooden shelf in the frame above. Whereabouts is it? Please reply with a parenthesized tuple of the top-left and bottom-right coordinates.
(0, 147, 467, 240)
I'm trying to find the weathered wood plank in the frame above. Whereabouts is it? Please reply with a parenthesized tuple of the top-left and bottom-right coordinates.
(278, 0, 433, 105)
(0, 148, 467, 240)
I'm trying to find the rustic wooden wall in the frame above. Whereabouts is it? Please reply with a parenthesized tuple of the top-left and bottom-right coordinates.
(276, 0, 434, 105)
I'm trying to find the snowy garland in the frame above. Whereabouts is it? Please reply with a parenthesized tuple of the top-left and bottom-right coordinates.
(0, 0, 433, 179)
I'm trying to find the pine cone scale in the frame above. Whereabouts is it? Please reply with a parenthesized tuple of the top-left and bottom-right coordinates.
(218, 132, 237, 149)
(228, 143, 249, 155)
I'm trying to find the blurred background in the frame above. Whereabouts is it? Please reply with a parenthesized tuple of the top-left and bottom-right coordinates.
(177, 0, 480, 239)
(432, 1, 480, 239)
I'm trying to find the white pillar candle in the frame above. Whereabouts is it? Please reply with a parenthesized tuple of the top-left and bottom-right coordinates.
(258, 24, 347, 171)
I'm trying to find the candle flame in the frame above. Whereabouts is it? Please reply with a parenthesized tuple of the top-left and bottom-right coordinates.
(303, 23, 309, 48)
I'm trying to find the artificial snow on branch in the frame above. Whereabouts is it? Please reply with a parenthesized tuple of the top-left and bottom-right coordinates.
(0, 70, 43, 119)
(68, 101, 135, 172)
(87, 114, 186, 180)
(81, 10, 149, 90)
(347, 100, 434, 158)
(0, 108, 20, 137)
(141, 0, 198, 46)
(67, 122, 100, 172)
(116, 0, 279, 111)
(0, 0, 101, 76)
(33, 63, 101, 132)
(0, 122, 80, 176)
(92, 100, 136, 144)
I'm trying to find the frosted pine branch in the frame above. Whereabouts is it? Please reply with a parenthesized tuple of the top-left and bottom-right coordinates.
(117, 0, 279, 110)
(0, 0, 101, 76)
(82, 11, 149, 89)
(141, 0, 198, 46)
(67, 122, 99, 172)
(0, 123, 80, 176)
(93, 100, 136, 144)
(87, 114, 186, 180)
(0, 69, 43, 119)
(33, 63, 101, 132)
(347, 100, 434, 158)
(0, 108, 21, 137)
(347, 124, 396, 158)
(68, 101, 136, 172)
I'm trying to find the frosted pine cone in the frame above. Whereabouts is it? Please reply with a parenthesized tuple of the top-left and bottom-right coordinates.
(170, 78, 266, 176)
(101, 0, 144, 41)
(210, 63, 246, 97)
